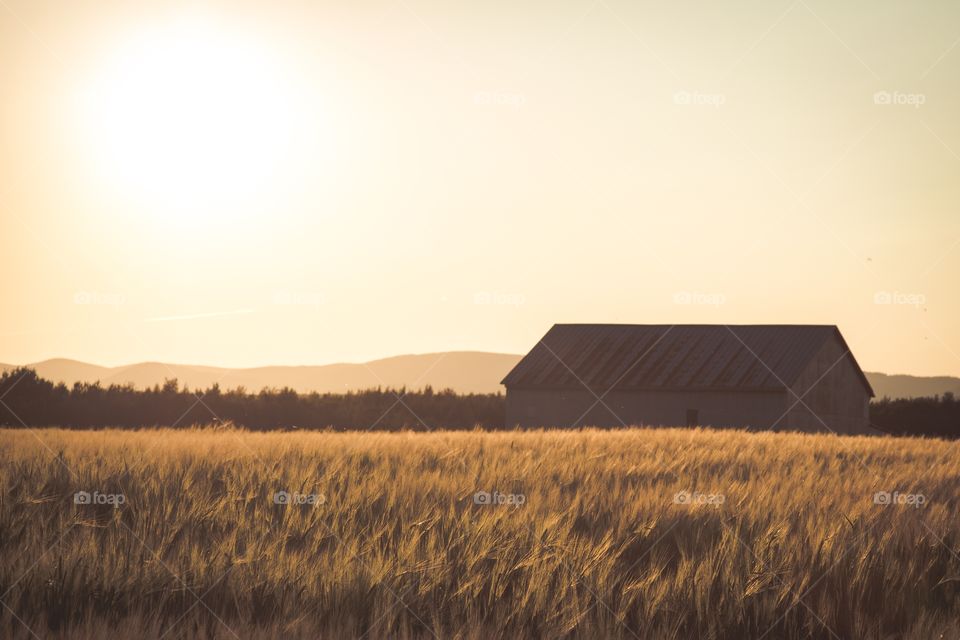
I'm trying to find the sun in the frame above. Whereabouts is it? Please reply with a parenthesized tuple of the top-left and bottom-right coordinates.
(76, 17, 313, 217)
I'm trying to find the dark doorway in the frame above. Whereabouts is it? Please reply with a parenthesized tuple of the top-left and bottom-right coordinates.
(686, 409, 699, 427)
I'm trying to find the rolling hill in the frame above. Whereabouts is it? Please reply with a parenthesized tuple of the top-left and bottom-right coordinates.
(2, 354, 958, 398)
(866, 372, 960, 400)
(0, 353, 523, 395)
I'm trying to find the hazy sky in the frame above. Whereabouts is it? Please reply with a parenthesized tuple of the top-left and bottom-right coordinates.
(1, 0, 958, 376)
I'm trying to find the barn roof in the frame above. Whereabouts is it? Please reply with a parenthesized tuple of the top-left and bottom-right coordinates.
(501, 324, 874, 396)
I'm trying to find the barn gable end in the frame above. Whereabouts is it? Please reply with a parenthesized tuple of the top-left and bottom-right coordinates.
(780, 328, 875, 434)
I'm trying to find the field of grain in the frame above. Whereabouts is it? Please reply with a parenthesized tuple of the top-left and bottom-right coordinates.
(1, 426, 958, 639)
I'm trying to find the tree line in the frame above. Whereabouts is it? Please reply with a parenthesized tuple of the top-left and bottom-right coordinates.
(1, 368, 958, 436)
(0, 368, 504, 430)
(869, 392, 960, 438)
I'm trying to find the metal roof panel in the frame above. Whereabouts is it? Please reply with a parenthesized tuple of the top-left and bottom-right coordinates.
(501, 324, 865, 393)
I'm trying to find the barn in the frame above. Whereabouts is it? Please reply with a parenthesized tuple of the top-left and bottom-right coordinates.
(502, 324, 876, 434)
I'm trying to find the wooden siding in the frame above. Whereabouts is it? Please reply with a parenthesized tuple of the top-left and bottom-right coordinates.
(782, 332, 874, 434)
(506, 388, 787, 429)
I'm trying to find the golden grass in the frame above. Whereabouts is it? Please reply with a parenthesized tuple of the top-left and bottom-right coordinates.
(1, 426, 958, 639)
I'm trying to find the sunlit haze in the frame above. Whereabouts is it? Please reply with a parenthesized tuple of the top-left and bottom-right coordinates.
(1, 0, 958, 375)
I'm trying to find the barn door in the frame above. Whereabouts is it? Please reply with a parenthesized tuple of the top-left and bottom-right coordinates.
(686, 409, 699, 427)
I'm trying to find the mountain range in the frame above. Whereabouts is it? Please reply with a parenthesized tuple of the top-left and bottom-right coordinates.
(2, 353, 958, 399)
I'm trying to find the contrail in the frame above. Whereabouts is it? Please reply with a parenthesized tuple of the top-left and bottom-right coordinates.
(145, 309, 256, 323)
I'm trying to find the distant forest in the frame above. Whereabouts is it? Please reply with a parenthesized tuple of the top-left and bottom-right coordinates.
(1, 368, 958, 437)
(0, 368, 503, 430)
(869, 394, 960, 439)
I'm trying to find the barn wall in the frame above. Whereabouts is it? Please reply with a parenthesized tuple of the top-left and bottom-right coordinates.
(505, 388, 787, 429)
(782, 333, 873, 434)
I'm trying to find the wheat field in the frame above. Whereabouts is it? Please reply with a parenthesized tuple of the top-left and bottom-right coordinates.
(1, 426, 958, 639)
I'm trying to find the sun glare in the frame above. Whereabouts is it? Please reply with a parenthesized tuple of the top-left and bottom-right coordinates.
(77, 18, 313, 217)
